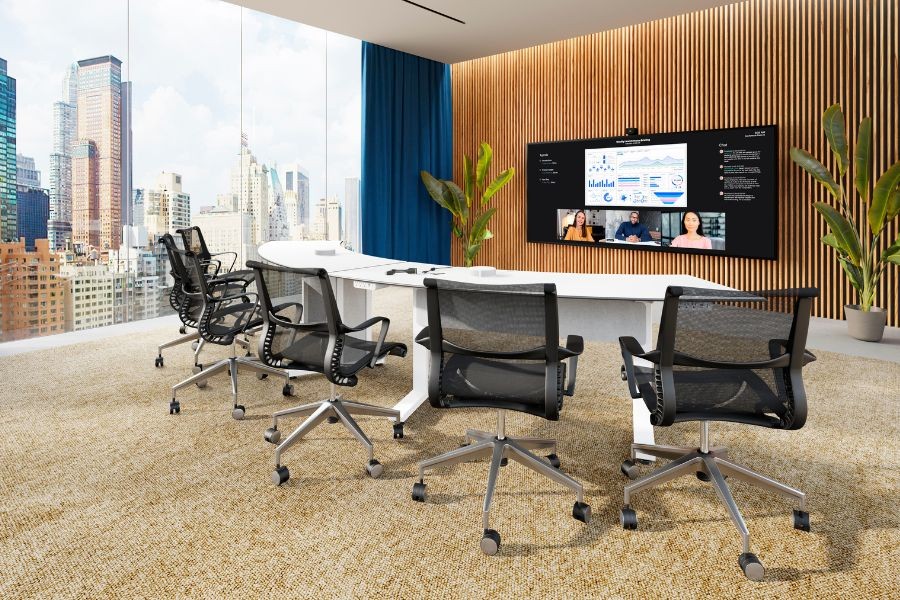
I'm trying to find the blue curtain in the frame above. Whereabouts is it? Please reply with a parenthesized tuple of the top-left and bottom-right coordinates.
(360, 42, 452, 263)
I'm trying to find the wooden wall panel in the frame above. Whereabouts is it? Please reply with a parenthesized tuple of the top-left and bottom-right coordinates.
(451, 0, 899, 326)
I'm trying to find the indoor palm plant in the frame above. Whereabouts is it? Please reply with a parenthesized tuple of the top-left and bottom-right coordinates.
(790, 104, 900, 341)
(421, 142, 514, 267)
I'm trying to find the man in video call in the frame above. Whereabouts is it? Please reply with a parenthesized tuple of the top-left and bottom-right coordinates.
(615, 211, 652, 242)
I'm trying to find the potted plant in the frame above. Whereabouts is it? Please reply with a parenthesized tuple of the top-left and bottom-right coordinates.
(421, 142, 515, 267)
(791, 104, 900, 341)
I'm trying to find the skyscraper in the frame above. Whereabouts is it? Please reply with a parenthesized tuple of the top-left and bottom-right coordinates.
(344, 177, 360, 251)
(144, 172, 190, 240)
(229, 143, 269, 247)
(0, 239, 66, 341)
(120, 80, 133, 226)
(0, 58, 17, 242)
(72, 55, 123, 253)
(48, 64, 77, 250)
(283, 164, 309, 231)
(267, 167, 290, 241)
(16, 154, 49, 250)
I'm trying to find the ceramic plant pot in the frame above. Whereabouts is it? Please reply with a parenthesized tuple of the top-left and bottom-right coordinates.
(844, 304, 887, 342)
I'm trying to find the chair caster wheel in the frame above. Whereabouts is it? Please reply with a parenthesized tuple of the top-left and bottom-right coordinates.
(411, 481, 426, 502)
(393, 422, 404, 439)
(793, 509, 810, 532)
(191, 341, 199, 351)
(179, 325, 187, 334)
(739, 552, 765, 581)
(256, 373, 268, 380)
(327, 416, 339, 424)
(696, 470, 711, 482)
(232, 405, 245, 420)
(169, 400, 180, 415)
(272, 465, 290, 486)
(366, 459, 383, 478)
(621, 459, 639, 479)
(480, 529, 501, 556)
(192, 364, 208, 389)
(155, 356, 164, 368)
(264, 427, 281, 444)
(500, 457, 509, 467)
(572, 501, 591, 523)
(620, 365, 627, 381)
(620, 507, 637, 530)
(282, 384, 294, 396)
(546, 453, 561, 469)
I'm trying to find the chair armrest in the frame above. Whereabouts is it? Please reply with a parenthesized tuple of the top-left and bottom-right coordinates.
(209, 251, 238, 272)
(199, 258, 221, 278)
(619, 336, 655, 399)
(415, 326, 431, 349)
(341, 315, 389, 334)
(559, 334, 583, 358)
(340, 316, 391, 367)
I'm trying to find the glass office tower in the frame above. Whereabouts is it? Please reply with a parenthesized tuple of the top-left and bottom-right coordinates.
(0, 58, 16, 242)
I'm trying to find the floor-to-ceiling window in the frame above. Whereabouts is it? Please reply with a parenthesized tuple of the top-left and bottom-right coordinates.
(0, 0, 361, 343)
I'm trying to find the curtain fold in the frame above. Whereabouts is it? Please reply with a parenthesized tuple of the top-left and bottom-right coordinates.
(360, 42, 452, 263)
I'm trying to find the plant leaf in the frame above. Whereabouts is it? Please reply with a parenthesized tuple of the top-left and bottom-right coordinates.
(888, 188, 900, 222)
(885, 253, 900, 266)
(869, 161, 900, 235)
(883, 239, 900, 263)
(821, 233, 848, 256)
(790, 147, 842, 200)
(482, 228, 493, 240)
(838, 258, 864, 293)
(443, 180, 468, 223)
(822, 104, 849, 177)
(476, 142, 493, 188)
(854, 117, 872, 202)
(814, 202, 862, 263)
(470, 207, 498, 246)
(463, 154, 474, 207)
(421, 170, 453, 213)
(452, 224, 463, 239)
(481, 168, 515, 205)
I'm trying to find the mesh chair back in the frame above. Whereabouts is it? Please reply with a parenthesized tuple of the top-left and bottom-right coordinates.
(651, 286, 817, 430)
(178, 226, 209, 260)
(159, 233, 185, 312)
(423, 278, 565, 420)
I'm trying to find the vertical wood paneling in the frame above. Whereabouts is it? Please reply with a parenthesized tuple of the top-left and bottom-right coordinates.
(451, 0, 899, 326)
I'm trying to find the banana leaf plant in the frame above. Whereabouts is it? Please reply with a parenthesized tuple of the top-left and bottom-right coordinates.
(421, 142, 515, 267)
(790, 104, 900, 311)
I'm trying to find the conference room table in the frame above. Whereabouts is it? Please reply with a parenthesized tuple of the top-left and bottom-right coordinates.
(257, 241, 732, 459)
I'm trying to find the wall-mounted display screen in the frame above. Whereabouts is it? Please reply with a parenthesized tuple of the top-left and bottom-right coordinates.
(527, 125, 777, 259)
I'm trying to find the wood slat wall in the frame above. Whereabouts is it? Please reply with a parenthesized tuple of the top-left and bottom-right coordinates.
(451, 0, 899, 325)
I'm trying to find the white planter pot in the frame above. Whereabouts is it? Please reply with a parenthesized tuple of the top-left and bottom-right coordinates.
(844, 304, 887, 342)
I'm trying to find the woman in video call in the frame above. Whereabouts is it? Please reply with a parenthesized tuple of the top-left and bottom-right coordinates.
(564, 210, 594, 242)
(670, 211, 712, 249)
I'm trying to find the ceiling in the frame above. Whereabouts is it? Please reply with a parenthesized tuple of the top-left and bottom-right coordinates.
(227, 0, 742, 64)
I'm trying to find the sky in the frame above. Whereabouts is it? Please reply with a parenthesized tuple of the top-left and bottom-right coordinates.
(0, 0, 361, 214)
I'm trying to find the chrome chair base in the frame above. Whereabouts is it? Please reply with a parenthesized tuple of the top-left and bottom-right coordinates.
(412, 410, 590, 554)
(267, 383, 400, 484)
(620, 424, 809, 581)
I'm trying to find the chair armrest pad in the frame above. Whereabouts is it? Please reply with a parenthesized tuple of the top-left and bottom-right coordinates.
(342, 315, 389, 334)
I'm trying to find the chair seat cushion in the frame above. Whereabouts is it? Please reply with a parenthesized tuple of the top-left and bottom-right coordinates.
(274, 330, 406, 378)
(437, 355, 564, 419)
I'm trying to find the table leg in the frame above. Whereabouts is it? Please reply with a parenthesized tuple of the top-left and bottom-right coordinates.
(631, 301, 656, 461)
(391, 287, 429, 422)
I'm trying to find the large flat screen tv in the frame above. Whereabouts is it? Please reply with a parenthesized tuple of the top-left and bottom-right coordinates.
(526, 125, 777, 260)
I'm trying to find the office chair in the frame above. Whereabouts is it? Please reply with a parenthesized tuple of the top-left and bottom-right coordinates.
(411, 278, 590, 555)
(154, 233, 203, 369)
(167, 248, 291, 419)
(248, 261, 407, 484)
(618, 286, 817, 581)
(177, 226, 237, 274)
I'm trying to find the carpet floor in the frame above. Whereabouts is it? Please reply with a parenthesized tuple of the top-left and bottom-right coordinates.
(0, 287, 897, 598)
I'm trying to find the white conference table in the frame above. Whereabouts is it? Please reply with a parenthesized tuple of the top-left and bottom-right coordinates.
(258, 241, 732, 458)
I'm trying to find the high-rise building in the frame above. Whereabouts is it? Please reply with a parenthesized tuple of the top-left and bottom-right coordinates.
(48, 64, 78, 251)
(344, 177, 360, 251)
(16, 154, 40, 189)
(0, 58, 17, 242)
(73, 55, 123, 252)
(326, 196, 341, 242)
(283, 165, 309, 231)
(120, 81, 133, 226)
(191, 207, 254, 269)
(16, 186, 49, 251)
(132, 188, 144, 230)
(144, 172, 190, 241)
(229, 144, 269, 247)
(59, 263, 116, 331)
(0, 238, 66, 341)
(267, 168, 290, 241)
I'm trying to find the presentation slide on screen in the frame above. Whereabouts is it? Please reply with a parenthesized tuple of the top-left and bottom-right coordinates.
(527, 126, 776, 260)
(585, 143, 688, 207)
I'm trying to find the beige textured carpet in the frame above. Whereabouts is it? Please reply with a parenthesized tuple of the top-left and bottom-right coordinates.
(1, 287, 898, 598)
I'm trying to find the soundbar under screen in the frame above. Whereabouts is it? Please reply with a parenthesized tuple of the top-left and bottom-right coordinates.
(526, 126, 777, 260)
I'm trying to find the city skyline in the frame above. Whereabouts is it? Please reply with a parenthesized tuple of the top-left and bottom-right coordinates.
(1, 0, 361, 215)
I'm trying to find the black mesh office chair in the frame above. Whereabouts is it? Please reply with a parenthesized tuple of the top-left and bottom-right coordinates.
(618, 286, 818, 581)
(167, 249, 291, 419)
(177, 226, 237, 274)
(154, 233, 203, 369)
(411, 278, 590, 555)
(248, 261, 408, 484)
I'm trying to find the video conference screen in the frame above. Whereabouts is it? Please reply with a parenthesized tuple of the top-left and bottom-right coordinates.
(526, 125, 778, 260)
